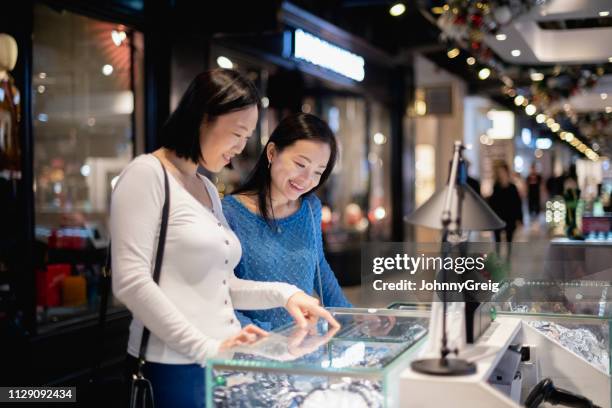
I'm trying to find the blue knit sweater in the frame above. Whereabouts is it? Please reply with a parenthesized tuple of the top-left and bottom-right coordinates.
(222, 194, 352, 330)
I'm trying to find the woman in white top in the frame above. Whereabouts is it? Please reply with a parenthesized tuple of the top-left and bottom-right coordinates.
(110, 69, 338, 408)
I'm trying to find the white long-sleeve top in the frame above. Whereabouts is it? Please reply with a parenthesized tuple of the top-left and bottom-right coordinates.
(110, 154, 301, 366)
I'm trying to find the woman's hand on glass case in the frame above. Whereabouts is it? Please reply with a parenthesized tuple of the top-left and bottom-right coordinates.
(285, 291, 340, 329)
(219, 324, 269, 352)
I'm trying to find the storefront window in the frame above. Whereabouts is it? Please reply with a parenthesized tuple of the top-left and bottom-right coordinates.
(318, 97, 369, 244)
(368, 101, 392, 240)
(32, 4, 143, 328)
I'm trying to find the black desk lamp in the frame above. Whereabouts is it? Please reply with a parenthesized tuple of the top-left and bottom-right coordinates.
(407, 141, 505, 375)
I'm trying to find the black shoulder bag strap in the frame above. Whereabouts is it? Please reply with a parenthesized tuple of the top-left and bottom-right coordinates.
(96, 158, 170, 403)
(136, 159, 170, 374)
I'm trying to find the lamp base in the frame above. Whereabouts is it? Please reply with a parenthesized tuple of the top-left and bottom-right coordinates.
(411, 358, 476, 376)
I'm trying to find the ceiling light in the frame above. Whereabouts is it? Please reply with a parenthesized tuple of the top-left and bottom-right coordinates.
(216, 56, 233, 69)
(373, 132, 387, 145)
(389, 3, 406, 17)
(599, 11, 610, 17)
(447, 47, 460, 59)
(102, 64, 113, 76)
(495, 34, 507, 41)
(546, 118, 555, 127)
(514, 95, 525, 106)
(415, 100, 427, 116)
(511, 49, 521, 57)
(536, 114, 546, 123)
(374, 206, 386, 220)
(530, 72, 544, 81)
(535, 138, 552, 149)
(525, 104, 536, 116)
(565, 132, 575, 142)
(601, 93, 608, 100)
(550, 123, 560, 132)
(80, 164, 91, 177)
(111, 30, 126, 46)
(466, 57, 476, 65)
(478, 68, 491, 80)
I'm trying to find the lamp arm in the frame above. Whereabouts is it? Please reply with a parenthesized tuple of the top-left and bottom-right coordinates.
(442, 141, 464, 228)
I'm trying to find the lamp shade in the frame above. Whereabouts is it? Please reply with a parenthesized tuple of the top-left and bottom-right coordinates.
(406, 184, 505, 231)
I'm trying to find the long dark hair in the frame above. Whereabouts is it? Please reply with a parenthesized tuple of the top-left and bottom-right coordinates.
(160, 68, 261, 163)
(233, 113, 338, 224)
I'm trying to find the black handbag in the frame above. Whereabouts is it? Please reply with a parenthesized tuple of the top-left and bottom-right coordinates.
(93, 158, 170, 408)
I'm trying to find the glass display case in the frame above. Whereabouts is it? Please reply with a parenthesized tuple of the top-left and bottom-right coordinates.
(206, 308, 429, 408)
(506, 312, 611, 407)
(492, 278, 612, 372)
(492, 278, 612, 317)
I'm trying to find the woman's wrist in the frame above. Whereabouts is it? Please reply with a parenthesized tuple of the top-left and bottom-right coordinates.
(280, 285, 303, 307)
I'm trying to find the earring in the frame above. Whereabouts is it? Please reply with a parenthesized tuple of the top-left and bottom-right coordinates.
(267, 160, 271, 169)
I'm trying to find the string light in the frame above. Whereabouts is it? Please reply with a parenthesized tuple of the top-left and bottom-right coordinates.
(447, 47, 460, 59)
(505, 86, 599, 160)
(514, 95, 525, 106)
(389, 3, 406, 17)
(478, 68, 491, 80)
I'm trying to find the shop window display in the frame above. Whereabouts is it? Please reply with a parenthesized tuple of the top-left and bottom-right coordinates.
(31, 4, 143, 328)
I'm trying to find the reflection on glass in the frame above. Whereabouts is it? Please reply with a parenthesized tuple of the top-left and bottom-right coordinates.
(493, 279, 612, 317)
(32, 4, 142, 327)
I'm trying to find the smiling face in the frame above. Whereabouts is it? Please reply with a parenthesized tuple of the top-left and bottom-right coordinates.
(267, 139, 331, 202)
(199, 105, 258, 172)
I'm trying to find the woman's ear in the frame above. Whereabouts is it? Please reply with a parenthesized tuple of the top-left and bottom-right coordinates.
(266, 142, 276, 164)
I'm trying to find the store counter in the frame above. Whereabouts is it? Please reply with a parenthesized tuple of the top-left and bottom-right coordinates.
(206, 308, 429, 407)
(206, 303, 610, 407)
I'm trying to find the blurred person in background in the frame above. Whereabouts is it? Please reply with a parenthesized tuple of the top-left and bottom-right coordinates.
(526, 162, 542, 218)
(489, 162, 523, 243)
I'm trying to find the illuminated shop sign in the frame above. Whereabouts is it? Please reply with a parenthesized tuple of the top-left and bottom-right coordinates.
(293, 29, 365, 82)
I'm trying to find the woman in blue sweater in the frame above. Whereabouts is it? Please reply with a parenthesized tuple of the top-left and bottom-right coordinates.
(222, 113, 351, 331)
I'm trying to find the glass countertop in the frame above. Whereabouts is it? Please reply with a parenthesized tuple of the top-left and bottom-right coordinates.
(209, 308, 429, 373)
